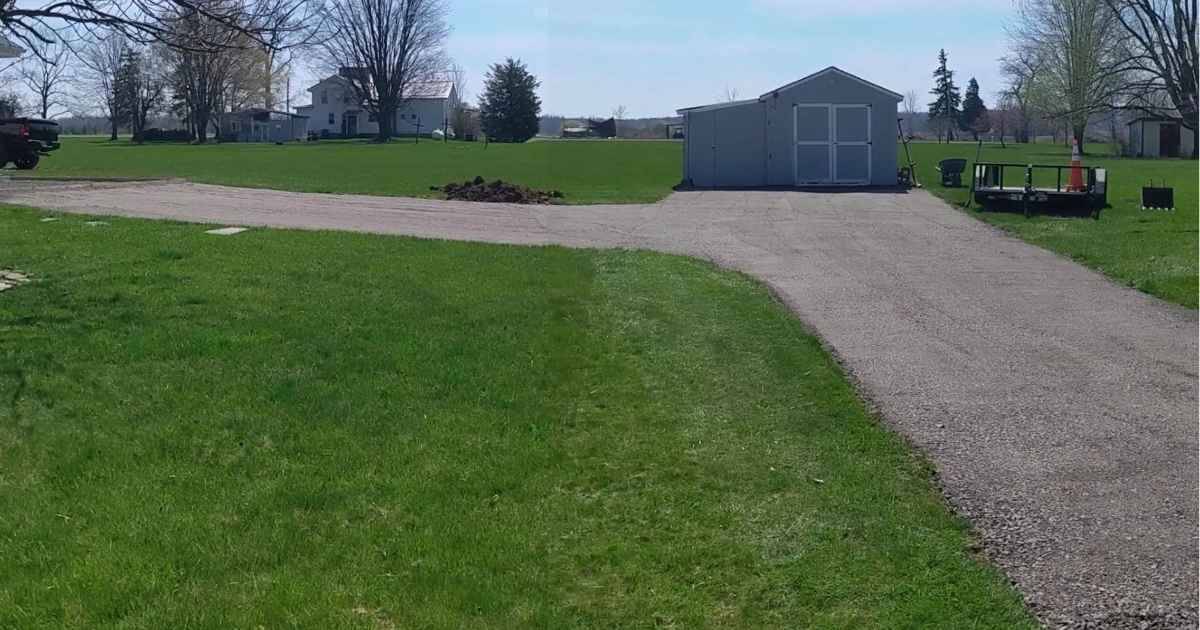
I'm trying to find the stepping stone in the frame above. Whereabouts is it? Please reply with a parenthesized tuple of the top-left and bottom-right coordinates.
(205, 227, 249, 236)
(85, 221, 108, 226)
(0, 269, 30, 292)
(40, 217, 59, 222)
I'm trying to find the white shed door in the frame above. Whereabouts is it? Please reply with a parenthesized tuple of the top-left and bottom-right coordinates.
(834, 105, 871, 184)
(794, 104, 831, 185)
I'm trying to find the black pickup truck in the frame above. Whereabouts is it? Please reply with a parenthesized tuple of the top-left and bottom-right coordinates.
(0, 118, 61, 170)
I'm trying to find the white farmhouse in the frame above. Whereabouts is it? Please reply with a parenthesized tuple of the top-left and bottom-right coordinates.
(296, 70, 457, 138)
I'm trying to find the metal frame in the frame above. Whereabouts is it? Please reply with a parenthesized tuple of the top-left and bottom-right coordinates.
(793, 103, 872, 186)
(972, 162, 1108, 218)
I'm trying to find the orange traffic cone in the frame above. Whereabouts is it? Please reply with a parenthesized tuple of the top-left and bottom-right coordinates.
(1067, 139, 1086, 192)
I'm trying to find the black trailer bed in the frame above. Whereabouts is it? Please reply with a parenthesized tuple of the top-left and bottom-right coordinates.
(972, 162, 1108, 218)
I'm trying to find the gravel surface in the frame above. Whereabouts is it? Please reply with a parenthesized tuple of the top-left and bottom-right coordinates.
(3, 179, 1197, 628)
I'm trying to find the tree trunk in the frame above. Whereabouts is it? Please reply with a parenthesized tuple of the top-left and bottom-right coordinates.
(195, 112, 210, 143)
(1073, 123, 1085, 155)
(376, 106, 395, 142)
(109, 121, 118, 141)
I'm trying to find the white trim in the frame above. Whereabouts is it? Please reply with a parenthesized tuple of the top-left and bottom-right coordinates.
(763, 66, 903, 102)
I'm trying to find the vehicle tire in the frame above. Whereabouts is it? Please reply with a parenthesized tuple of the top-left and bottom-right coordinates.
(13, 153, 39, 170)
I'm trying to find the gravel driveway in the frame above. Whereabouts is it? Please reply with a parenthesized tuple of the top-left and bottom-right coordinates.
(3, 179, 1197, 628)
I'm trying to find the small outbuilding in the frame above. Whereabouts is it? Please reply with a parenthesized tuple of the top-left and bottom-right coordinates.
(219, 109, 309, 143)
(677, 67, 902, 187)
(1126, 117, 1195, 158)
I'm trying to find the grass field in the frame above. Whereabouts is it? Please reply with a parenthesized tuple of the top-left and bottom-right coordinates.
(29, 138, 683, 204)
(906, 141, 1198, 308)
(0, 206, 1035, 629)
(22, 136, 1196, 307)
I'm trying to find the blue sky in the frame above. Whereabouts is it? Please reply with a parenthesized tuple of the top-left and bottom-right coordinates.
(425, 0, 1017, 117)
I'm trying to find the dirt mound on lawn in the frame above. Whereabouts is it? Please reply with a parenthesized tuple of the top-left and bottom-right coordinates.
(434, 177, 564, 204)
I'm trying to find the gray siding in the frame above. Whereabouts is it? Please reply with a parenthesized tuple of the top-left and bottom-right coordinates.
(686, 110, 715, 186)
(762, 72, 898, 186)
(713, 103, 765, 186)
(685, 68, 900, 188)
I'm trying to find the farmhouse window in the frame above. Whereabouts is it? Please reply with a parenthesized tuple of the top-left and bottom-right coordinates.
(368, 112, 377, 122)
(321, 90, 328, 104)
(328, 113, 335, 125)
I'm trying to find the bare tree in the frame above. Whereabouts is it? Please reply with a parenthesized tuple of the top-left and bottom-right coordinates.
(322, 0, 450, 141)
(999, 44, 1044, 143)
(902, 90, 918, 136)
(120, 46, 169, 142)
(18, 38, 71, 118)
(2, 0, 324, 57)
(77, 34, 127, 139)
(447, 61, 474, 138)
(0, 91, 21, 117)
(722, 85, 739, 102)
(167, 11, 261, 142)
(1102, 0, 1197, 155)
(1012, 0, 1125, 153)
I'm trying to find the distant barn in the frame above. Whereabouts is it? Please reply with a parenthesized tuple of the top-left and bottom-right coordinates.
(562, 118, 617, 139)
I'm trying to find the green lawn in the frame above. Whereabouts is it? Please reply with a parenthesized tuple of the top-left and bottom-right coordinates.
(0, 206, 1034, 629)
(30, 137, 684, 204)
(27, 136, 1194, 307)
(907, 141, 1198, 308)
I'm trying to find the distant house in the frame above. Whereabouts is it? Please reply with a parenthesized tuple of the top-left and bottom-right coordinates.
(665, 121, 685, 139)
(302, 69, 458, 138)
(220, 109, 309, 143)
(1126, 117, 1196, 158)
(562, 118, 617, 139)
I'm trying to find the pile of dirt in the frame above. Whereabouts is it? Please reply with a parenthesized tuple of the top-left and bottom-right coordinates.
(434, 177, 564, 204)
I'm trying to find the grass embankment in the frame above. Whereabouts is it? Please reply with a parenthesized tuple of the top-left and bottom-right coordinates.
(906, 141, 1198, 308)
(30, 138, 683, 205)
(0, 207, 1034, 629)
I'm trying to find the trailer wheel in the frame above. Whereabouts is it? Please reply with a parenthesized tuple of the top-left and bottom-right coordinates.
(13, 153, 39, 170)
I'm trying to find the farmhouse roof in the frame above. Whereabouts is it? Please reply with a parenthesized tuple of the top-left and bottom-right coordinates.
(307, 74, 454, 99)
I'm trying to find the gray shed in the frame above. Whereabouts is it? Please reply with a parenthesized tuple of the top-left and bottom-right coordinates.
(678, 67, 902, 187)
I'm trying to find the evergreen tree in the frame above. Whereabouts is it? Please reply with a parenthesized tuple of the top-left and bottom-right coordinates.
(478, 58, 541, 143)
(927, 49, 961, 143)
(960, 77, 989, 141)
(113, 48, 140, 132)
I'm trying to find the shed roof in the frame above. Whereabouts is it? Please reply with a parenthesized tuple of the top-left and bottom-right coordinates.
(1126, 116, 1183, 125)
(761, 66, 903, 101)
(676, 98, 759, 115)
(676, 66, 902, 115)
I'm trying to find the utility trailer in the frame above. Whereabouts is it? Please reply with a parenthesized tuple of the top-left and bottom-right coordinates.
(972, 162, 1108, 219)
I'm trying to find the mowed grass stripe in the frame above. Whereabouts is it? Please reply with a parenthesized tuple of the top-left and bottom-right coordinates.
(30, 138, 683, 205)
(0, 207, 1033, 628)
